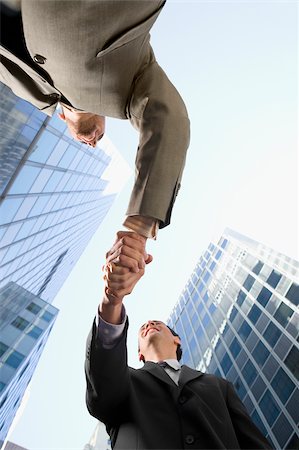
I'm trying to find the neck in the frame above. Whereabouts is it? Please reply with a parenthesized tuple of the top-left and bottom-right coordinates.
(144, 345, 177, 362)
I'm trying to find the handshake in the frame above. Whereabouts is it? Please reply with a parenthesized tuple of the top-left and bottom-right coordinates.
(100, 232, 153, 322)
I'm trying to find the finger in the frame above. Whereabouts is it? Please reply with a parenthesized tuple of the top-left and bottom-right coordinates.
(145, 254, 153, 265)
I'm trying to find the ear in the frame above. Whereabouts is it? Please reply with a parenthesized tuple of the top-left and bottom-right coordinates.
(58, 112, 66, 121)
(138, 352, 145, 362)
(174, 336, 181, 347)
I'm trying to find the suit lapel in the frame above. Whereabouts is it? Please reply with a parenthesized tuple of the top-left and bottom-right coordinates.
(141, 361, 177, 387)
(178, 365, 204, 387)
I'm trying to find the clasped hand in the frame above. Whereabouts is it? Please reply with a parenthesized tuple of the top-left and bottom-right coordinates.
(103, 231, 153, 302)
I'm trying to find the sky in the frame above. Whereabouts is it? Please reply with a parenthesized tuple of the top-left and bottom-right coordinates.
(8, 1, 298, 449)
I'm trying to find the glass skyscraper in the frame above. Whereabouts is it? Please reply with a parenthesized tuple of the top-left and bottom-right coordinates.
(167, 229, 298, 449)
(0, 82, 130, 445)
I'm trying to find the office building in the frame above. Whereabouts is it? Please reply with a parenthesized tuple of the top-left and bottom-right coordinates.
(84, 422, 111, 450)
(167, 229, 299, 449)
(0, 82, 130, 445)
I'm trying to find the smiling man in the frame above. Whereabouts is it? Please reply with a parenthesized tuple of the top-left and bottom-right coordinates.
(85, 232, 272, 450)
(1, 0, 190, 247)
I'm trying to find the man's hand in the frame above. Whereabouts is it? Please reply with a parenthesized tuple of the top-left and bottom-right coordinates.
(99, 232, 153, 324)
(105, 231, 152, 273)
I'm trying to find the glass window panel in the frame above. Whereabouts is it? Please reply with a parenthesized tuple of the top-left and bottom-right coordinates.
(26, 302, 41, 315)
(43, 171, 65, 193)
(30, 168, 52, 193)
(11, 316, 29, 331)
(259, 390, 280, 426)
(285, 283, 299, 306)
(239, 321, 251, 342)
(41, 310, 54, 322)
(16, 219, 36, 240)
(251, 410, 268, 437)
(274, 302, 293, 327)
(271, 368, 295, 404)
(0, 223, 22, 247)
(1, 241, 23, 265)
(68, 147, 84, 170)
(252, 261, 263, 275)
(234, 377, 246, 400)
(0, 198, 23, 225)
(5, 350, 25, 369)
(0, 342, 9, 357)
(248, 305, 262, 324)
(13, 196, 38, 221)
(263, 322, 281, 347)
(58, 145, 78, 169)
(230, 338, 241, 358)
(47, 113, 67, 133)
(28, 129, 59, 163)
(266, 270, 282, 289)
(236, 290, 246, 306)
(28, 195, 50, 217)
(242, 360, 257, 386)
(221, 354, 232, 375)
(256, 287, 272, 307)
(243, 275, 255, 292)
(284, 346, 299, 380)
(252, 341, 270, 367)
(9, 165, 40, 195)
(0, 382, 6, 392)
(27, 326, 43, 339)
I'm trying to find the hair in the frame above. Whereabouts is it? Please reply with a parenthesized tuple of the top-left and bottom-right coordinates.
(167, 326, 183, 361)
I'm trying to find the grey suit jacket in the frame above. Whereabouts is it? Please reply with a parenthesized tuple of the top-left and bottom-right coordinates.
(0, 0, 190, 227)
(85, 319, 272, 449)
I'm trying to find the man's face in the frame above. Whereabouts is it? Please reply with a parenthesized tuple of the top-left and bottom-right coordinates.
(138, 320, 180, 361)
(59, 110, 105, 147)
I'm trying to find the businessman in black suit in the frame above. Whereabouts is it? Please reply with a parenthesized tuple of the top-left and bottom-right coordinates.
(85, 232, 272, 449)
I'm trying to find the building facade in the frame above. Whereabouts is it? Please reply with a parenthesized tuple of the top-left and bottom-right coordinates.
(0, 82, 130, 445)
(167, 229, 299, 449)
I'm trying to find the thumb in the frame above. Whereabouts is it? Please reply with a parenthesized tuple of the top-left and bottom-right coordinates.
(145, 254, 153, 265)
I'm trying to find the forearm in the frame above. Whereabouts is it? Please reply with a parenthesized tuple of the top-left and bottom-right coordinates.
(99, 291, 123, 325)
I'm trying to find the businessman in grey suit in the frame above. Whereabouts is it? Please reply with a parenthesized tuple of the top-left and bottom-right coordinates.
(0, 0, 190, 244)
(85, 232, 272, 449)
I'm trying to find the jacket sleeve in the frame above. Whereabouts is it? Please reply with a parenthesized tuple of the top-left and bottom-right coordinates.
(127, 51, 190, 228)
(85, 317, 131, 424)
(226, 382, 273, 449)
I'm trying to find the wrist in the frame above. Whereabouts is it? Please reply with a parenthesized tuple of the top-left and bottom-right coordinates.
(99, 291, 124, 324)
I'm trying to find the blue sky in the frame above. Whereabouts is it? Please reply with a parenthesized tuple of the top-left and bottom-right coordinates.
(10, 1, 297, 448)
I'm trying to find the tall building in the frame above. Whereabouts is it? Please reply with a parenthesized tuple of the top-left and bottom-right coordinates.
(0, 83, 130, 446)
(167, 229, 299, 449)
(84, 422, 111, 450)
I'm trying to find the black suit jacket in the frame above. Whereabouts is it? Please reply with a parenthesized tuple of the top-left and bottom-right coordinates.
(85, 319, 272, 449)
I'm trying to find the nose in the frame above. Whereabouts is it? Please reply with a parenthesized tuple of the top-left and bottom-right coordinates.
(145, 320, 156, 328)
(77, 130, 97, 147)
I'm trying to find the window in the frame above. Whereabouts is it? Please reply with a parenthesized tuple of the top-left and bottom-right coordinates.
(251, 410, 267, 437)
(259, 390, 280, 426)
(236, 290, 246, 306)
(11, 316, 30, 331)
(221, 354, 232, 375)
(28, 129, 59, 163)
(234, 378, 246, 400)
(5, 350, 25, 369)
(230, 307, 238, 322)
(41, 310, 54, 323)
(215, 250, 222, 260)
(243, 275, 255, 292)
(0, 342, 9, 357)
(274, 302, 293, 327)
(271, 368, 295, 404)
(26, 302, 41, 315)
(256, 287, 272, 307)
(248, 305, 262, 324)
(284, 346, 299, 380)
(27, 326, 43, 339)
(220, 238, 228, 249)
(0, 382, 6, 393)
(252, 342, 270, 367)
(242, 360, 257, 386)
(285, 282, 299, 306)
(263, 322, 281, 347)
(252, 261, 263, 275)
(230, 338, 241, 358)
(266, 270, 282, 289)
(238, 321, 251, 342)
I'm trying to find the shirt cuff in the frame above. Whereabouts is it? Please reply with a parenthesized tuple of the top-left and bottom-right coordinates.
(96, 305, 127, 349)
(123, 215, 159, 239)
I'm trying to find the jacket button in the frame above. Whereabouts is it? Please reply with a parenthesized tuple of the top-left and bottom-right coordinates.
(179, 395, 187, 404)
(33, 54, 47, 64)
(49, 93, 59, 100)
(185, 435, 195, 445)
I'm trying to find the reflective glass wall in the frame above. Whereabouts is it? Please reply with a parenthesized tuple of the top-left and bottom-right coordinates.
(167, 229, 299, 449)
